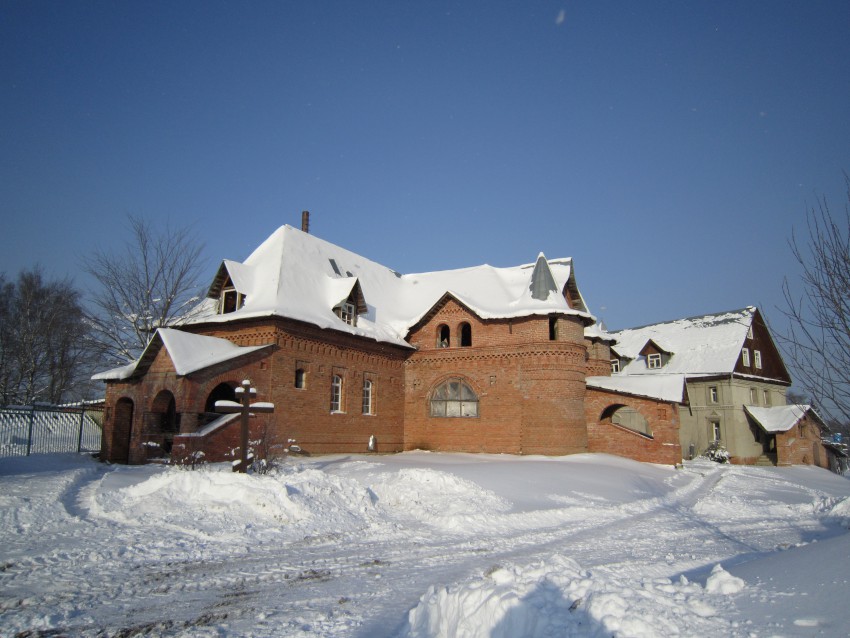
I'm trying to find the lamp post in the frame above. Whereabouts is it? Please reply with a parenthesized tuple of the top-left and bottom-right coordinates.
(215, 379, 275, 473)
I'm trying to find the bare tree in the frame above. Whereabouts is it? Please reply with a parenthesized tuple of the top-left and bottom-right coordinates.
(0, 268, 94, 405)
(778, 176, 850, 422)
(84, 216, 206, 364)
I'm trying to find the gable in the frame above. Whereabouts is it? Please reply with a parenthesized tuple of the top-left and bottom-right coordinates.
(732, 309, 791, 383)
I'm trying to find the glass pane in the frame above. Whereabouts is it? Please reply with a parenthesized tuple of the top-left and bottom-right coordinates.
(446, 401, 461, 417)
(461, 401, 478, 417)
(430, 400, 446, 417)
(460, 383, 477, 401)
(448, 382, 461, 400)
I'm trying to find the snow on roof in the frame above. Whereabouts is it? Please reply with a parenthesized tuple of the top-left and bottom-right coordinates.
(185, 225, 594, 346)
(744, 404, 823, 433)
(586, 375, 686, 403)
(92, 328, 273, 381)
(584, 322, 616, 342)
(610, 307, 755, 377)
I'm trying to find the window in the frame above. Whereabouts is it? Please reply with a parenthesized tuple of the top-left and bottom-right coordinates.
(742, 348, 751, 367)
(708, 386, 719, 403)
(430, 378, 479, 417)
(549, 316, 558, 341)
(437, 324, 450, 348)
(330, 375, 343, 413)
(337, 301, 357, 326)
(747, 326, 753, 340)
(295, 368, 306, 389)
(362, 379, 373, 415)
(611, 359, 620, 373)
(711, 420, 722, 442)
(754, 350, 762, 369)
(749, 387, 758, 404)
(460, 322, 472, 347)
(763, 390, 771, 406)
(647, 353, 662, 369)
(220, 287, 245, 314)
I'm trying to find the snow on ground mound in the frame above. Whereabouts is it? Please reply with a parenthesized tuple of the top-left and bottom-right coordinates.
(87, 465, 307, 538)
(402, 555, 743, 638)
(366, 467, 511, 531)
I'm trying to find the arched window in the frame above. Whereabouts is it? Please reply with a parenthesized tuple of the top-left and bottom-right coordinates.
(430, 378, 479, 417)
(600, 404, 651, 437)
(330, 375, 343, 413)
(362, 379, 373, 415)
(437, 324, 450, 348)
(459, 322, 472, 347)
(295, 368, 306, 389)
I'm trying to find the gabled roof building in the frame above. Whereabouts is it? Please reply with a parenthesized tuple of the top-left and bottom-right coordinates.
(95, 218, 830, 469)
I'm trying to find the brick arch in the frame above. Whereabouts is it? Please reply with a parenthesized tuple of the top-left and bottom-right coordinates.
(586, 388, 682, 465)
(106, 396, 134, 464)
(204, 381, 237, 413)
(599, 403, 652, 437)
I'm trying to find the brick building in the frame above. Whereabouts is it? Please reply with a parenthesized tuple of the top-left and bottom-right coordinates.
(93, 220, 818, 468)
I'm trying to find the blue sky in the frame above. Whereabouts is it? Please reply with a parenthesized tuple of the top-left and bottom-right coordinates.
(2, 1, 848, 333)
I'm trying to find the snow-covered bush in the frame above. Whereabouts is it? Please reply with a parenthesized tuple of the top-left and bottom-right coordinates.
(702, 441, 730, 463)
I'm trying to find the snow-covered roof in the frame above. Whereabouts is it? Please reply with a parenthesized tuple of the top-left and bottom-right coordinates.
(185, 225, 595, 346)
(744, 404, 824, 434)
(584, 322, 616, 343)
(92, 328, 273, 381)
(610, 308, 756, 377)
(586, 375, 686, 403)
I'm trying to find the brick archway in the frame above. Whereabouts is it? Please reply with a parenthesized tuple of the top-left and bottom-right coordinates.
(586, 389, 682, 465)
(107, 397, 134, 463)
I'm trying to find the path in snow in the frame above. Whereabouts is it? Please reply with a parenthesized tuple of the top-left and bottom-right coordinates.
(1, 453, 848, 637)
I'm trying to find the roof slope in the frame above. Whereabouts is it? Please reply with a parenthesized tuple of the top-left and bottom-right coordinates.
(586, 375, 686, 403)
(92, 329, 273, 381)
(610, 308, 756, 377)
(187, 225, 594, 346)
(745, 404, 824, 433)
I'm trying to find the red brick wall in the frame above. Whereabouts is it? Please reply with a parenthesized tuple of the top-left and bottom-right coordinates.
(585, 388, 682, 465)
(775, 415, 830, 468)
(404, 302, 588, 454)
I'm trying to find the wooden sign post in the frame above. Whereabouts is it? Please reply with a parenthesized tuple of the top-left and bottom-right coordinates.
(215, 379, 275, 473)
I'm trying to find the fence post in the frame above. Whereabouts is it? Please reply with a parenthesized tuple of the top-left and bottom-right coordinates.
(78, 408, 86, 453)
(26, 407, 34, 456)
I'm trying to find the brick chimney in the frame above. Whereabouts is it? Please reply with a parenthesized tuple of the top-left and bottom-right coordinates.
(301, 210, 310, 233)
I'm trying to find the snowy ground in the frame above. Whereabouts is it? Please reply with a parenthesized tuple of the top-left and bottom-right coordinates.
(1, 452, 849, 637)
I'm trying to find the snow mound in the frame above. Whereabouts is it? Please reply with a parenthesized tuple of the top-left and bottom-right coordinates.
(366, 467, 511, 531)
(826, 496, 850, 524)
(87, 466, 306, 537)
(704, 564, 746, 594)
(402, 555, 734, 637)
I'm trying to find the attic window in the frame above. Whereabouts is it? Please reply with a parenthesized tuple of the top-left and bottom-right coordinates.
(647, 353, 662, 369)
(337, 301, 357, 326)
(220, 287, 245, 314)
(754, 350, 762, 369)
(610, 359, 620, 373)
(742, 348, 751, 367)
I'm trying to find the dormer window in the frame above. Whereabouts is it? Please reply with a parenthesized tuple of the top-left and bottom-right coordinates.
(220, 287, 245, 314)
(647, 353, 662, 369)
(337, 300, 357, 326)
(611, 359, 620, 373)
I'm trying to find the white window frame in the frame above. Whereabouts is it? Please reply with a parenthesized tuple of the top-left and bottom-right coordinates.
(647, 353, 662, 369)
(763, 389, 771, 406)
(711, 420, 722, 442)
(754, 350, 762, 369)
(610, 359, 620, 373)
(330, 375, 344, 413)
(219, 287, 244, 314)
(709, 386, 719, 403)
(742, 348, 750, 367)
(750, 387, 758, 404)
(362, 379, 373, 415)
(339, 301, 357, 326)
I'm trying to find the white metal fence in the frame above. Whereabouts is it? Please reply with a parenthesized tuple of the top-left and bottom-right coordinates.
(0, 405, 104, 458)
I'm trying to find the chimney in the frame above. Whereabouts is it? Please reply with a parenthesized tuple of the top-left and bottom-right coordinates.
(301, 210, 310, 233)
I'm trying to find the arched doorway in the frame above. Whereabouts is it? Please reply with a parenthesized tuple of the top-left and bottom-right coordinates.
(202, 382, 237, 426)
(110, 397, 134, 463)
(149, 390, 179, 454)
